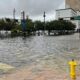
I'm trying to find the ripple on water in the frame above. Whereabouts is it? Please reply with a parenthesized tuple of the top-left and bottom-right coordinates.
(0, 34, 79, 74)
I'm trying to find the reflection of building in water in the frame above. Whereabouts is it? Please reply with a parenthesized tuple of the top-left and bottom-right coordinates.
(56, 0, 80, 29)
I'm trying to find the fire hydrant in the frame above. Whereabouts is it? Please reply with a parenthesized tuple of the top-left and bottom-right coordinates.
(69, 59, 77, 80)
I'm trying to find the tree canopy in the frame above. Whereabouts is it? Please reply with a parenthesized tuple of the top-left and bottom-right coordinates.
(0, 18, 76, 36)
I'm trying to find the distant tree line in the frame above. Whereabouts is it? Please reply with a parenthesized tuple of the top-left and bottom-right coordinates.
(0, 18, 76, 36)
(46, 20, 76, 35)
(34, 20, 76, 35)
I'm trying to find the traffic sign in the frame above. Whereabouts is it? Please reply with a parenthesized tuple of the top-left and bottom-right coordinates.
(74, 16, 80, 20)
(71, 16, 80, 20)
(21, 19, 26, 32)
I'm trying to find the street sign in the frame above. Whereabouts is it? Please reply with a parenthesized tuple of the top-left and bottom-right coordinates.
(71, 16, 80, 20)
(21, 19, 26, 32)
(74, 16, 80, 20)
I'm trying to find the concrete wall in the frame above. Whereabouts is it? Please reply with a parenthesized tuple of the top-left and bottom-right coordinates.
(56, 8, 77, 19)
(65, 0, 80, 11)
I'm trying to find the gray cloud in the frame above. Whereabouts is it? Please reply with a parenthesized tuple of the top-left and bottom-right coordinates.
(0, 0, 64, 20)
(17, 0, 64, 16)
(0, 0, 18, 17)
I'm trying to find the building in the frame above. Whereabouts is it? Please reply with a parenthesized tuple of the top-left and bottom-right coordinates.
(56, 0, 80, 29)
(56, 8, 77, 20)
(66, 0, 80, 11)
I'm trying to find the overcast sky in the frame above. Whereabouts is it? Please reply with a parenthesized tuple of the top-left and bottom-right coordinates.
(0, 0, 65, 21)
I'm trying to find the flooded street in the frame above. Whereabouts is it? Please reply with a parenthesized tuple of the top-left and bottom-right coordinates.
(0, 33, 80, 79)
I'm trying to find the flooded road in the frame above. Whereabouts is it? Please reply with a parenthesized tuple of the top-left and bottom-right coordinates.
(0, 33, 80, 75)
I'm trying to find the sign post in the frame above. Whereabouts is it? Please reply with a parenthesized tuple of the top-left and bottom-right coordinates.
(21, 11, 26, 36)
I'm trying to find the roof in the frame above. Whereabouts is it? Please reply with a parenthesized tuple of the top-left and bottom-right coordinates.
(56, 8, 77, 13)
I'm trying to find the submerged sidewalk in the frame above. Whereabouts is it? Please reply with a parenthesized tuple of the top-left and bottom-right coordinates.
(0, 63, 69, 80)
(0, 56, 80, 80)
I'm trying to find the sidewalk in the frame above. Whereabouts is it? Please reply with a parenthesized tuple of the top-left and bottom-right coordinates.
(0, 64, 69, 80)
(0, 53, 80, 80)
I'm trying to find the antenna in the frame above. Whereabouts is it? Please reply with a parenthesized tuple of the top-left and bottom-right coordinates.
(21, 11, 25, 20)
(13, 8, 16, 20)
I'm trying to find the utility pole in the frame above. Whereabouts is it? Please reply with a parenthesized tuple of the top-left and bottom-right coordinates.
(43, 11, 46, 34)
(13, 8, 16, 21)
(22, 11, 25, 20)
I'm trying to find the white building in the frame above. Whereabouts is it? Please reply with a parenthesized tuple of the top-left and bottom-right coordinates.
(56, 8, 77, 19)
(56, 8, 80, 29)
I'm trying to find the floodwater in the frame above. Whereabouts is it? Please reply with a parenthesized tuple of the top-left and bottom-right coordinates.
(0, 33, 80, 75)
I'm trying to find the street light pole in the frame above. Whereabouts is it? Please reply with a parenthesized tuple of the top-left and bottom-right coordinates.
(43, 11, 46, 34)
(13, 8, 16, 21)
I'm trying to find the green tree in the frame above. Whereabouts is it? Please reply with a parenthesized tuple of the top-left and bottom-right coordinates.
(0, 19, 5, 30)
(25, 18, 34, 35)
(46, 20, 76, 35)
(34, 21, 44, 31)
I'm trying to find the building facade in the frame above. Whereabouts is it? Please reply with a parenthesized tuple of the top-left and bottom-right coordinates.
(56, 8, 77, 19)
(56, 0, 80, 29)
(65, 0, 80, 11)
